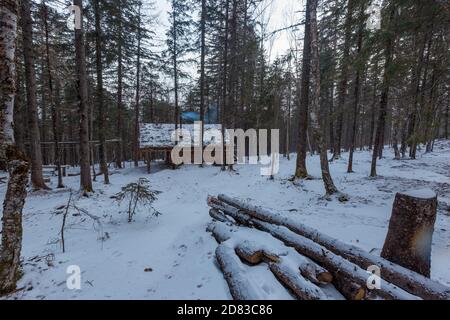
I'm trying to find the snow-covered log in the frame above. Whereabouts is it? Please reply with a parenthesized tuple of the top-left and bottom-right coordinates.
(269, 261, 330, 300)
(209, 208, 231, 223)
(215, 244, 264, 300)
(208, 198, 420, 300)
(208, 221, 334, 299)
(208, 221, 332, 286)
(333, 275, 367, 300)
(216, 195, 450, 300)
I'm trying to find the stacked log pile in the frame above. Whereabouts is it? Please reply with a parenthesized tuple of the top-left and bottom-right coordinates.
(207, 195, 450, 301)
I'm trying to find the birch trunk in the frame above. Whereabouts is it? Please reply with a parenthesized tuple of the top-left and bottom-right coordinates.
(0, 0, 31, 294)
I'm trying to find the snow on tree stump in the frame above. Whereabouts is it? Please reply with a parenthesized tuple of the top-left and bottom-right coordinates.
(381, 189, 438, 278)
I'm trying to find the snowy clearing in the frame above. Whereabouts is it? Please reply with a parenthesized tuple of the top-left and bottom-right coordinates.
(1, 141, 450, 300)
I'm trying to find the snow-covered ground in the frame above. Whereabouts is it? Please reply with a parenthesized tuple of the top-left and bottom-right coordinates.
(2, 141, 450, 300)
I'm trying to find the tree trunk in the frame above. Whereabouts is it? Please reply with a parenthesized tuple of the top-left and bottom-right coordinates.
(0, 0, 31, 294)
(347, 3, 366, 173)
(116, 0, 124, 168)
(94, 0, 109, 184)
(381, 190, 438, 278)
(199, 0, 206, 164)
(172, 0, 180, 131)
(294, 0, 311, 179)
(19, 0, 49, 190)
(333, 0, 355, 161)
(42, 2, 64, 189)
(133, 3, 142, 168)
(221, 0, 230, 170)
(309, 0, 338, 196)
(370, 3, 396, 177)
(74, 0, 93, 193)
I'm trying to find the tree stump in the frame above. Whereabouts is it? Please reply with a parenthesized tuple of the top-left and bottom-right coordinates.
(381, 189, 438, 278)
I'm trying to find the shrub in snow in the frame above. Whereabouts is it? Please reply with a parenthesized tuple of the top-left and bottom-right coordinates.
(113, 178, 161, 223)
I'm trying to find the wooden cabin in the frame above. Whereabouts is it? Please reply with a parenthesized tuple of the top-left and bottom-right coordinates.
(139, 123, 230, 172)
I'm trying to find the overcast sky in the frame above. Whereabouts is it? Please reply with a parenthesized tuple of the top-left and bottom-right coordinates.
(153, 0, 304, 61)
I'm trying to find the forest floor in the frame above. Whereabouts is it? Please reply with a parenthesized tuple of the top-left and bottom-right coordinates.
(1, 141, 450, 300)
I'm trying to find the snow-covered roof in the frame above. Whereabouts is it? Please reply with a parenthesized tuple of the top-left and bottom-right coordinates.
(140, 123, 230, 149)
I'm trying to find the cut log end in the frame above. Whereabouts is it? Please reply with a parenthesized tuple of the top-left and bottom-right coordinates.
(317, 272, 333, 284)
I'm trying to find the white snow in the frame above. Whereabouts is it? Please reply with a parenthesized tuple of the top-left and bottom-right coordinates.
(140, 123, 230, 148)
(1, 141, 450, 300)
(402, 188, 437, 199)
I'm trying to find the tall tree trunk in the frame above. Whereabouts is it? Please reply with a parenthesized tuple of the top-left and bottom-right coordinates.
(309, 0, 339, 196)
(0, 0, 31, 294)
(94, 0, 109, 183)
(42, 1, 64, 188)
(348, 2, 366, 173)
(221, 0, 230, 171)
(172, 0, 180, 131)
(74, 0, 93, 193)
(116, 0, 124, 168)
(19, 0, 49, 190)
(333, 0, 355, 161)
(294, 0, 312, 179)
(199, 0, 206, 164)
(133, 2, 142, 168)
(370, 2, 396, 177)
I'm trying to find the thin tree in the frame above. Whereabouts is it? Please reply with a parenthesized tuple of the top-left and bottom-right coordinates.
(294, 0, 312, 179)
(308, 0, 339, 196)
(333, 0, 355, 161)
(19, 0, 50, 190)
(133, 1, 142, 167)
(94, 0, 110, 183)
(348, 1, 367, 173)
(370, 1, 396, 177)
(74, 0, 93, 193)
(42, 1, 64, 188)
(199, 0, 206, 165)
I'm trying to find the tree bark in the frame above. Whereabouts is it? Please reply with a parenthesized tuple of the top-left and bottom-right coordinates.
(94, 0, 109, 184)
(74, 0, 93, 193)
(294, 0, 312, 179)
(19, 0, 49, 190)
(199, 0, 206, 163)
(116, 0, 124, 168)
(333, 0, 355, 161)
(309, 0, 339, 196)
(42, 1, 64, 188)
(347, 2, 366, 173)
(381, 190, 438, 278)
(0, 0, 31, 294)
(370, 3, 396, 177)
(133, 3, 142, 168)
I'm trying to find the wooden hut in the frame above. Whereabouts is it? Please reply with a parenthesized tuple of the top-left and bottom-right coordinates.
(139, 123, 230, 172)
